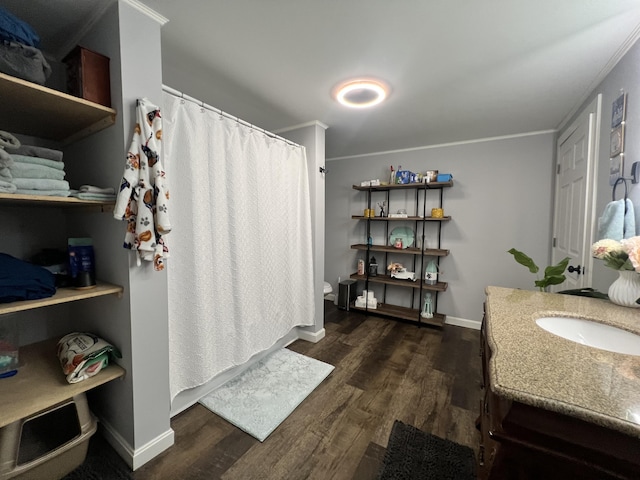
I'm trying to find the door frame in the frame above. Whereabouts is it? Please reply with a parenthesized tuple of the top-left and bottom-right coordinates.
(552, 94, 601, 289)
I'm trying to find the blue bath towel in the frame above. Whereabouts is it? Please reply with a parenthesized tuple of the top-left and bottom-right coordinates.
(0, 253, 56, 303)
(598, 199, 636, 240)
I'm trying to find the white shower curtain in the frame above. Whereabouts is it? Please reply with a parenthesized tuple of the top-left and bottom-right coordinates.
(162, 92, 315, 401)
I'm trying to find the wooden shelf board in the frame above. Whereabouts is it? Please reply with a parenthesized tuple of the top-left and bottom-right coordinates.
(0, 282, 124, 315)
(352, 181, 453, 191)
(350, 303, 445, 327)
(0, 337, 125, 428)
(350, 244, 450, 256)
(0, 192, 114, 210)
(0, 72, 116, 144)
(352, 215, 451, 222)
(350, 273, 448, 292)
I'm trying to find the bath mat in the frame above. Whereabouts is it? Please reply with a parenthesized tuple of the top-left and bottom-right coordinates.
(377, 420, 476, 480)
(199, 348, 334, 442)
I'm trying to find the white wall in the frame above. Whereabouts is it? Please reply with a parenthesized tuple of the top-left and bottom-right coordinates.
(277, 122, 328, 338)
(64, 0, 173, 469)
(325, 132, 556, 324)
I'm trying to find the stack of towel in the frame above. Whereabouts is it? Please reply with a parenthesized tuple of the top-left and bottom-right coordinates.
(0, 6, 51, 85)
(0, 131, 20, 192)
(7, 144, 70, 196)
(0, 131, 116, 201)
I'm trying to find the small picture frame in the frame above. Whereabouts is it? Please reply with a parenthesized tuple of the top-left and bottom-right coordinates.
(609, 154, 624, 186)
(610, 125, 624, 157)
(612, 92, 626, 128)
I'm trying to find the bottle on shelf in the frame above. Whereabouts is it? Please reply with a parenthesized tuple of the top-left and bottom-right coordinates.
(425, 260, 438, 285)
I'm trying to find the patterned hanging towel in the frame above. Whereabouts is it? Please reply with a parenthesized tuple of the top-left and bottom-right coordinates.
(114, 98, 171, 271)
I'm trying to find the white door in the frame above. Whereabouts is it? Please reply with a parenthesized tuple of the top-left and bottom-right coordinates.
(551, 96, 600, 292)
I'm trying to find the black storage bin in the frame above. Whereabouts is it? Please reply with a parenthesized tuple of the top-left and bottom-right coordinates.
(337, 279, 357, 311)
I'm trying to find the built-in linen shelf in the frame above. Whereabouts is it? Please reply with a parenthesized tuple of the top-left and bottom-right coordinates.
(350, 302, 445, 327)
(0, 337, 125, 429)
(350, 273, 448, 292)
(350, 244, 450, 256)
(0, 72, 116, 145)
(0, 193, 114, 211)
(0, 282, 124, 315)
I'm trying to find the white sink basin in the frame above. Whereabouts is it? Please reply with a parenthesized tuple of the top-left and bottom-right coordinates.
(535, 316, 640, 356)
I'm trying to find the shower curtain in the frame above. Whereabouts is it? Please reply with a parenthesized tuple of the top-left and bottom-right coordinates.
(162, 92, 315, 401)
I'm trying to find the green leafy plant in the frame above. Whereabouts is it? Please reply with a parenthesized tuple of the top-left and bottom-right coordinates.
(508, 248, 570, 292)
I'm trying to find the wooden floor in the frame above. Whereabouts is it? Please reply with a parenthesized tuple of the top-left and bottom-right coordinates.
(132, 302, 482, 480)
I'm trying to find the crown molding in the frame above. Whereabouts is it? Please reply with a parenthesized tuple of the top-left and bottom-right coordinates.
(122, 0, 169, 26)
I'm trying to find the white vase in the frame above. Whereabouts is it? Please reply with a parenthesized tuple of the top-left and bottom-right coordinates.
(608, 270, 640, 308)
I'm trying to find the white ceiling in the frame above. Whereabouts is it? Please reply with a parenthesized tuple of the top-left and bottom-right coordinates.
(4, 0, 640, 159)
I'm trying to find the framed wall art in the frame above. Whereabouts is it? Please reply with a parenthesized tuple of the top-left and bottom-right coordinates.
(610, 155, 624, 186)
(610, 124, 624, 157)
(611, 92, 627, 128)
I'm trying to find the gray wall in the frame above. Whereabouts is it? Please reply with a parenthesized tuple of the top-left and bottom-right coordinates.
(325, 132, 556, 324)
(560, 38, 640, 293)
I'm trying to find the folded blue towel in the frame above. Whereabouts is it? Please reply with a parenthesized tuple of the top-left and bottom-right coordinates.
(0, 178, 16, 192)
(10, 154, 64, 170)
(0, 253, 56, 303)
(12, 178, 69, 191)
(598, 199, 636, 240)
(9, 162, 65, 180)
(9, 145, 62, 161)
(15, 189, 71, 197)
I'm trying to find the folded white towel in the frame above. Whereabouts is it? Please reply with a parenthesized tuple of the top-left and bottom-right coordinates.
(79, 185, 115, 195)
(70, 191, 116, 201)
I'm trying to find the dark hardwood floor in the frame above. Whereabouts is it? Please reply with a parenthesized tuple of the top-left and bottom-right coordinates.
(132, 301, 482, 480)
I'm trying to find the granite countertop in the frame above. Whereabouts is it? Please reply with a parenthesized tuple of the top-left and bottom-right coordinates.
(485, 286, 640, 439)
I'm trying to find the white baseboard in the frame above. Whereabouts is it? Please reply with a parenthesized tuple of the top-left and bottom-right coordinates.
(445, 316, 481, 330)
(100, 419, 175, 470)
(297, 327, 326, 343)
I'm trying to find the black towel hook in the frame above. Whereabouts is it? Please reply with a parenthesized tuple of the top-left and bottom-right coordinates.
(612, 177, 628, 202)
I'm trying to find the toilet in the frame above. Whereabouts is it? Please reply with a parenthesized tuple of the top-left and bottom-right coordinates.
(323, 281, 332, 297)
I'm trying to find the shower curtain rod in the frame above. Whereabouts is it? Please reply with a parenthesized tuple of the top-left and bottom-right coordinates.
(161, 85, 302, 149)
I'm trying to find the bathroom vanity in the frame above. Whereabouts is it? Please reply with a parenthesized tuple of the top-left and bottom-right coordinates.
(479, 287, 640, 479)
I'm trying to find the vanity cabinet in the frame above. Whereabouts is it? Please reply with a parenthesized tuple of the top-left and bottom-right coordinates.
(479, 311, 640, 479)
(0, 72, 125, 428)
(350, 181, 452, 327)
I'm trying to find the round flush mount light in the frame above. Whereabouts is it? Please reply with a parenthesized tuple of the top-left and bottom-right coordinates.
(333, 79, 389, 108)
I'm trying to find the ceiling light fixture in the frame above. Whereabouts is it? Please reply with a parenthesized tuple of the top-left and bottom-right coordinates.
(334, 79, 389, 108)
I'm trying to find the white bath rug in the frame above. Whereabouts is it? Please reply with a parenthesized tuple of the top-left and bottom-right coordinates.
(199, 348, 334, 442)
